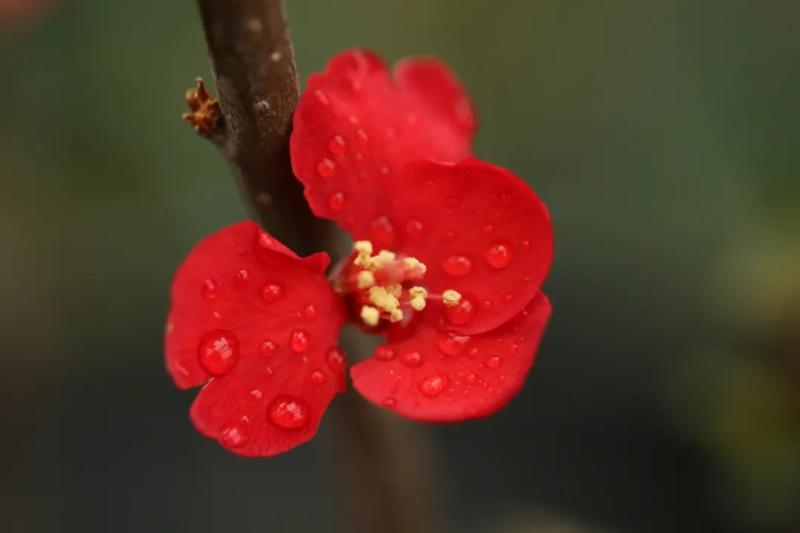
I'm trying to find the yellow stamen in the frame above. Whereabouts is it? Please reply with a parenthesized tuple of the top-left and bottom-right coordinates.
(353, 240, 373, 267)
(357, 271, 375, 289)
(386, 283, 402, 298)
(442, 289, 462, 307)
(410, 296, 427, 311)
(402, 257, 427, 274)
(373, 250, 396, 268)
(389, 308, 404, 323)
(360, 305, 380, 326)
(409, 286, 428, 299)
(369, 286, 400, 312)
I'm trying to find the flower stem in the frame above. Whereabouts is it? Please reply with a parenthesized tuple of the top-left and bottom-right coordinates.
(191, 1, 442, 531)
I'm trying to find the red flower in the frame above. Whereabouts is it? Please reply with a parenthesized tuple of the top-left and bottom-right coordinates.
(165, 50, 553, 457)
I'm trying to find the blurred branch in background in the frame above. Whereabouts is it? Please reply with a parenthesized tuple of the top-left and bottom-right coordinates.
(190, 1, 441, 532)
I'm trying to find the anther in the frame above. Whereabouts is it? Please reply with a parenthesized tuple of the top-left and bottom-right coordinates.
(361, 305, 380, 326)
(357, 271, 375, 289)
(442, 289, 462, 307)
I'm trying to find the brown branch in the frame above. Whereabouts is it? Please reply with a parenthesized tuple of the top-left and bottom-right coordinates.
(195, 0, 328, 255)
(191, 1, 442, 532)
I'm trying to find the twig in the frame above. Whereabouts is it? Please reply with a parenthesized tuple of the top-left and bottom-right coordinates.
(190, 1, 442, 532)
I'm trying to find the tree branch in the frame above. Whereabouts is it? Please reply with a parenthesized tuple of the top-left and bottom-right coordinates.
(195, 0, 328, 254)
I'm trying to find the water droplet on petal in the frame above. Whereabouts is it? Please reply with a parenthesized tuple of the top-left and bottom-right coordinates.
(445, 296, 477, 326)
(250, 388, 263, 399)
(197, 330, 239, 375)
(261, 282, 283, 302)
(375, 345, 395, 361)
(234, 269, 250, 289)
(368, 216, 395, 246)
(327, 347, 345, 373)
(468, 347, 480, 358)
(405, 219, 424, 236)
(466, 373, 477, 384)
(304, 304, 317, 320)
(500, 193, 512, 207)
(401, 351, 422, 367)
(328, 135, 346, 154)
(314, 89, 330, 106)
(220, 419, 249, 448)
(482, 224, 495, 236)
(317, 158, 336, 178)
(356, 129, 369, 147)
(290, 330, 309, 353)
(259, 340, 277, 358)
(382, 396, 397, 407)
(268, 395, 310, 430)
(504, 293, 513, 304)
(418, 374, 448, 397)
(437, 334, 470, 356)
(442, 255, 473, 277)
(486, 356, 503, 369)
(201, 279, 218, 300)
(481, 299, 493, 310)
(328, 191, 345, 211)
(309, 370, 326, 385)
(442, 231, 456, 242)
(486, 242, 512, 269)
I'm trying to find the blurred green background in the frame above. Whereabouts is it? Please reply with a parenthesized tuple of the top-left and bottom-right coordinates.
(1, 1, 798, 532)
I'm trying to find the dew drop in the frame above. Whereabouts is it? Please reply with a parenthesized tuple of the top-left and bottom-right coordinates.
(327, 347, 345, 373)
(401, 350, 422, 367)
(304, 304, 317, 320)
(442, 255, 473, 277)
(234, 269, 250, 289)
(437, 334, 470, 356)
(468, 347, 480, 358)
(368, 216, 395, 246)
(481, 299, 493, 310)
(309, 370, 326, 385)
(197, 330, 239, 375)
(328, 191, 345, 211)
(486, 356, 503, 369)
(268, 395, 310, 430)
(328, 135, 346, 154)
(317, 158, 336, 178)
(290, 330, 309, 353)
(201, 278, 218, 300)
(220, 420, 249, 448)
(445, 296, 477, 326)
(466, 373, 477, 384)
(405, 219, 424, 236)
(504, 293, 513, 304)
(259, 340, 277, 358)
(522, 240, 532, 252)
(382, 396, 397, 408)
(314, 89, 330, 106)
(442, 231, 456, 242)
(261, 282, 283, 302)
(486, 242, 513, 269)
(250, 388, 263, 399)
(500, 193, 512, 207)
(375, 345, 395, 361)
(356, 129, 369, 147)
(482, 224, 495, 236)
(418, 374, 448, 397)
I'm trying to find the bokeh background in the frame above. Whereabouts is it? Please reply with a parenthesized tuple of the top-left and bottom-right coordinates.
(1, 1, 798, 532)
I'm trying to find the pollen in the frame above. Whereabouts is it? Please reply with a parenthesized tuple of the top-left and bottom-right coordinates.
(360, 305, 380, 326)
(357, 270, 375, 289)
(402, 257, 427, 274)
(442, 289, 462, 307)
(369, 286, 400, 313)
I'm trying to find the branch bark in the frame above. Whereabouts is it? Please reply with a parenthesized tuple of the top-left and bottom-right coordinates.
(192, 1, 443, 532)
(196, 0, 328, 254)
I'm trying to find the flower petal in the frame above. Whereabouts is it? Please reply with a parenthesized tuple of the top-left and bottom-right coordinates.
(382, 159, 552, 335)
(291, 49, 474, 240)
(164, 221, 346, 456)
(351, 293, 551, 421)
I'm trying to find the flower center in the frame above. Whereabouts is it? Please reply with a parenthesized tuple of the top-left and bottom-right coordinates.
(336, 240, 462, 328)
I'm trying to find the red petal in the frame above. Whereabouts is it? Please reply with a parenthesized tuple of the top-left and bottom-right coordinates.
(351, 293, 551, 421)
(385, 159, 552, 334)
(164, 221, 346, 456)
(291, 49, 474, 239)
